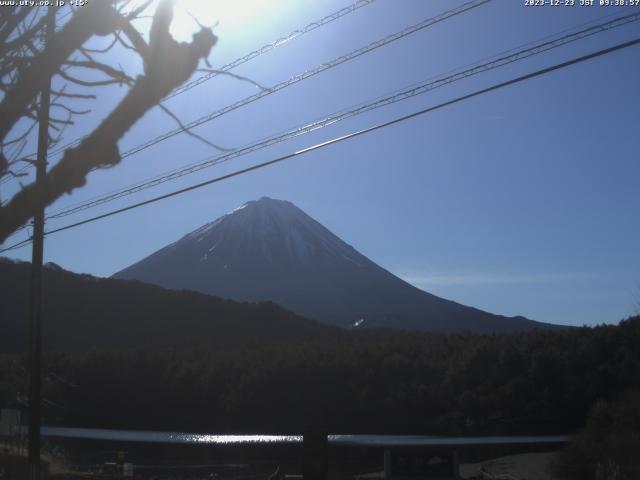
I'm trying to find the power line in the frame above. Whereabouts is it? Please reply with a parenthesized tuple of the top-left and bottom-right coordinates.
(167, 0, 378, 100)
(43, 10, 640, 222)
(0, 0, 378, 185)
(51, 0, 380, 156)
(39, 0, 494, 219)
(34, 0, 495, 219)
(3, 0, 488, 240)
(0, 236, 32, 252)
(111, 0, 491, 159)
(3, 34, 637, 253)
(4, 0, 489, 187)
(0, 232, 32, 252)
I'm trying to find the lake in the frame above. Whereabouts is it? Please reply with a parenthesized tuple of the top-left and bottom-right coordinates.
(39, 426, 569, 446)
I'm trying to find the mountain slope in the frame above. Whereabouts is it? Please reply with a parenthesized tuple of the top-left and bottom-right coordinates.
(114, 197, 552, 333)
(0, 258, 337, 353)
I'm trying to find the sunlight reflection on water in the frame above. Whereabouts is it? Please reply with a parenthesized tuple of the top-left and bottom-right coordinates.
(38, 427, 569, 446)
(39, 427, 303, 444)
(176, 434, 303, 444)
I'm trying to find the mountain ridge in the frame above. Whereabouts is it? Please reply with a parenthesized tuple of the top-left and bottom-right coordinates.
(0, 257, 338, 353)
(114, 197, 554, 333)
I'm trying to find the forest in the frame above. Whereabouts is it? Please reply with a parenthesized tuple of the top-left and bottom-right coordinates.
(3, 259, 640, 477)
(1, 315, 639, 437)
(0, 258, 336, 353)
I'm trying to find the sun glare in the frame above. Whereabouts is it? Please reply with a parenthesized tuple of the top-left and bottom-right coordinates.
(170, 0, 275, 41)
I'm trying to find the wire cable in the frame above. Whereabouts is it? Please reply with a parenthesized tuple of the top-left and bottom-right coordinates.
(112, 0, 491, 158)
(2, 0, 489, 189)
(2, 34, 637, 253)
(43, 10, 640, 221)
(167, 0, 378, 100)
(0, 0, 378, 184)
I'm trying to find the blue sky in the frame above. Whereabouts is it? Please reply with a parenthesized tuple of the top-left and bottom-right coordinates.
(2, 0, 639, 326)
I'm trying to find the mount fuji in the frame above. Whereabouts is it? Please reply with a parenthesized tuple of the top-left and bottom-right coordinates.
(113, 197, 551, 332)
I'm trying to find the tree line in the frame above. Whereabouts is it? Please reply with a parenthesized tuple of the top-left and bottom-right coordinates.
(2, 315, 639, 436)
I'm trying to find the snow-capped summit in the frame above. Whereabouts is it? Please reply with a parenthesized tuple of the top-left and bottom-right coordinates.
(163, 197, 365, 269)
(113, 197, 549, 332)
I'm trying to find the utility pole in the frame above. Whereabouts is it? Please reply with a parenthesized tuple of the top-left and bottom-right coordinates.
(28, 6, 55, 480)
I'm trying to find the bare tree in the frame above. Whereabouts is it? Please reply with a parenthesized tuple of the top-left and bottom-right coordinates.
(0, 0, 217, 244)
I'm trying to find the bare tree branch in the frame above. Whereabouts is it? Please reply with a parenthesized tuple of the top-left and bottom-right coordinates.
(50, 90, 97, 100)
(0, 168, 29, 180)
(0, 11, 49, 58)
(158, 103, 231, 152)
(0, 0, 218, 243)
(124, 0, 154, 20)
(63, 59, 135, 85)
(80, 34, 119, 54)
(0, 0, 120, 142)
(57, 69, 128, 88)
(0, 7, 31, 46)
(197, 67, 271, 92)
(113, 30, 138, 54)
(118, 14, 149, 57)
(51, 103, 91, 116)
